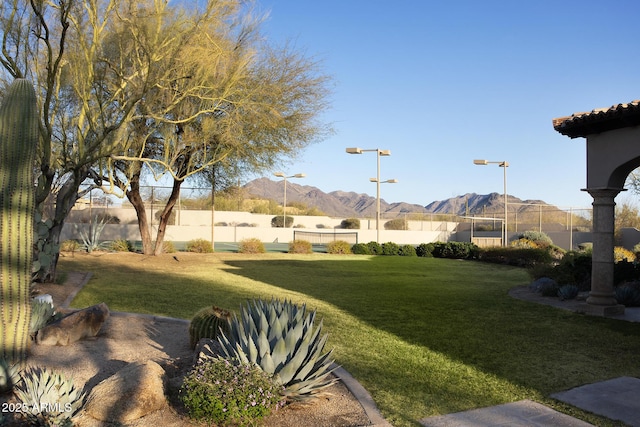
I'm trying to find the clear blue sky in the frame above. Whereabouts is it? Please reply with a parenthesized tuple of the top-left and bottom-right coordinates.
(247, 0, 640, 210)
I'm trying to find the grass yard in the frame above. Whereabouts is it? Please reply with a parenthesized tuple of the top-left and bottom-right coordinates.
(59, 252, 640, 427)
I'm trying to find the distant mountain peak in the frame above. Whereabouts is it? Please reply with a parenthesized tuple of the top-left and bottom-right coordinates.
(242, 178, 559, 218)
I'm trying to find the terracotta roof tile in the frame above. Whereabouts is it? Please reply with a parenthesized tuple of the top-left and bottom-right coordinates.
(553, 100, 640, 138)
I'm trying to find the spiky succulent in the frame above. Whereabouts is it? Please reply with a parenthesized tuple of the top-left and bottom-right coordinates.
(0, 358, 21, 394)
(30, 298, 56, 336)
(189, 305, 232, 349)
(14, 366, 86, 426)
(218, 298, 337, 402)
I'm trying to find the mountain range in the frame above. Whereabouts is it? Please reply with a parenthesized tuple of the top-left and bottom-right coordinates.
(243, 177, 562, 219)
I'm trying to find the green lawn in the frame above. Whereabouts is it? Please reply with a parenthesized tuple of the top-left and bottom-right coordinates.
(60, 252, 640, 427)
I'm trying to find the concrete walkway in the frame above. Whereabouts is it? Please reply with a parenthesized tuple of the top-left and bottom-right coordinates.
(419, 293, 640, 427)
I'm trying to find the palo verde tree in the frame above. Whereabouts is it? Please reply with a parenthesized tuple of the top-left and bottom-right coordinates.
(104, 4, 332, 255)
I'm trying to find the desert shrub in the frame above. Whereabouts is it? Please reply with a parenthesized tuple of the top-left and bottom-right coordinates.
(510, 238, 539, 249)
(60, 239, 80, 252)
(384, 218, 408, 230)
(289, 239, 313, 254)
(415, 243, 434, 257)
(326, 240, 352, 254)
(381, 242, 400, 256)
(478, 247, 552, 267)
(162, 240, 177, 253)
(239, 238, 265, 254)
(517, 230, 553, 247)
(615, 282, 640, 307)
(558, 284, 580, 300)
(180, 357, 284, 425)
(399, 244, 416, 256)
(186, 238, 214, 253)
(614, 246, 635, 263)
(550, 251, 592, 290)
(340, 218, 360, 229)
(293, 224, 306, 228)
(633, 242, 640, 257)
(110, 239, 133, 252)
(271, 215, 293, 228)
(366, 241, 382, 255)
(614, 260, 640, 285)
(351, 243, 370, 255)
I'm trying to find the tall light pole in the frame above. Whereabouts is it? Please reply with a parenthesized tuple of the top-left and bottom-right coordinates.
(346, 148, 396, 243)
(473, 159, 509, 247)
(274, 172, 305, 228)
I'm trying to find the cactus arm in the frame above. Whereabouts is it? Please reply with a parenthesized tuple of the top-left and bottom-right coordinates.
(0, 79, 38, 362)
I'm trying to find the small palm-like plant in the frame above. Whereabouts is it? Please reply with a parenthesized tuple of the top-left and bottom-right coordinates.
(218, 298, 337, 402)
(14, 367, 85, 426)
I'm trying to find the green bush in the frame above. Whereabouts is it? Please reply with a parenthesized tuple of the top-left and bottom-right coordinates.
(540, 280, 560, 297)
(415, 243, 434, 257)
(366, 241, 382, 255)
(381, 242, 400, 256)
(478, 246, 552, 267)
(239, 238, 265, 254)
(384, 218, 408, 230)
(271, 215, 294, 228)
(110, 239, 133, 252)
(399, 244, 416, 256)
(180, 357, 284, 425)
(340, 218, 360, 229)
(326, 240, 352, 254)
(186, 238, 214, 253)
(351, 243, 370, 255)
(289, 239, 313, 254)
(432, 242, 478, 259)
(615, 282, 640, 306)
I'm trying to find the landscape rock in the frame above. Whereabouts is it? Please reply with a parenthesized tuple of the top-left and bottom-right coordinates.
(192, 338, 223, 365)
(83, 360, 166, 423)
(36, 302, 110, 346)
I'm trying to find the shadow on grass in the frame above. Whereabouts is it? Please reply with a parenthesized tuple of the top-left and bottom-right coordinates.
(220, 256, 640, 394)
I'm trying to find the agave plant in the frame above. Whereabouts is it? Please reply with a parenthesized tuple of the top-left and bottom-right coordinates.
(30, 298, 56, 337)
(14, 366, 85, 426)
(0, 358, 21, 394)
(218, 298, 337, 402)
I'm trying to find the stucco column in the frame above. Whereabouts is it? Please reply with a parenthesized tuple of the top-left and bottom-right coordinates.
(585, 188, 624, 314)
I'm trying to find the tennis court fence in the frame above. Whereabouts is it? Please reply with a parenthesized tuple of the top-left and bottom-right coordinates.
(293, 230, 358, 244)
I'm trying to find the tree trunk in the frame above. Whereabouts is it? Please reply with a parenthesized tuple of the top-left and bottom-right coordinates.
(126, 171, 154, 255)
(153, 178, 183, 256)
(34, 168, 90, 282)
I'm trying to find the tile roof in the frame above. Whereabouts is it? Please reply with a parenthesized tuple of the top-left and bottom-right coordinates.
(552, 100, 640, 138)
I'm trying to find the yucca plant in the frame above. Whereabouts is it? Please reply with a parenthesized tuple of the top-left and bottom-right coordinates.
(14, 366, 85, 426)
(218, 298, 337, 402)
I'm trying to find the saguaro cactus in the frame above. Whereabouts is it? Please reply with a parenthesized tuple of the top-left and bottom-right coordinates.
(0, 79, 38, 362)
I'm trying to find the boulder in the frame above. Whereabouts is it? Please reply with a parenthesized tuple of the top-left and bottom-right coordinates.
(36, 302, 110, 346)
(84, 360, 166, 423)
